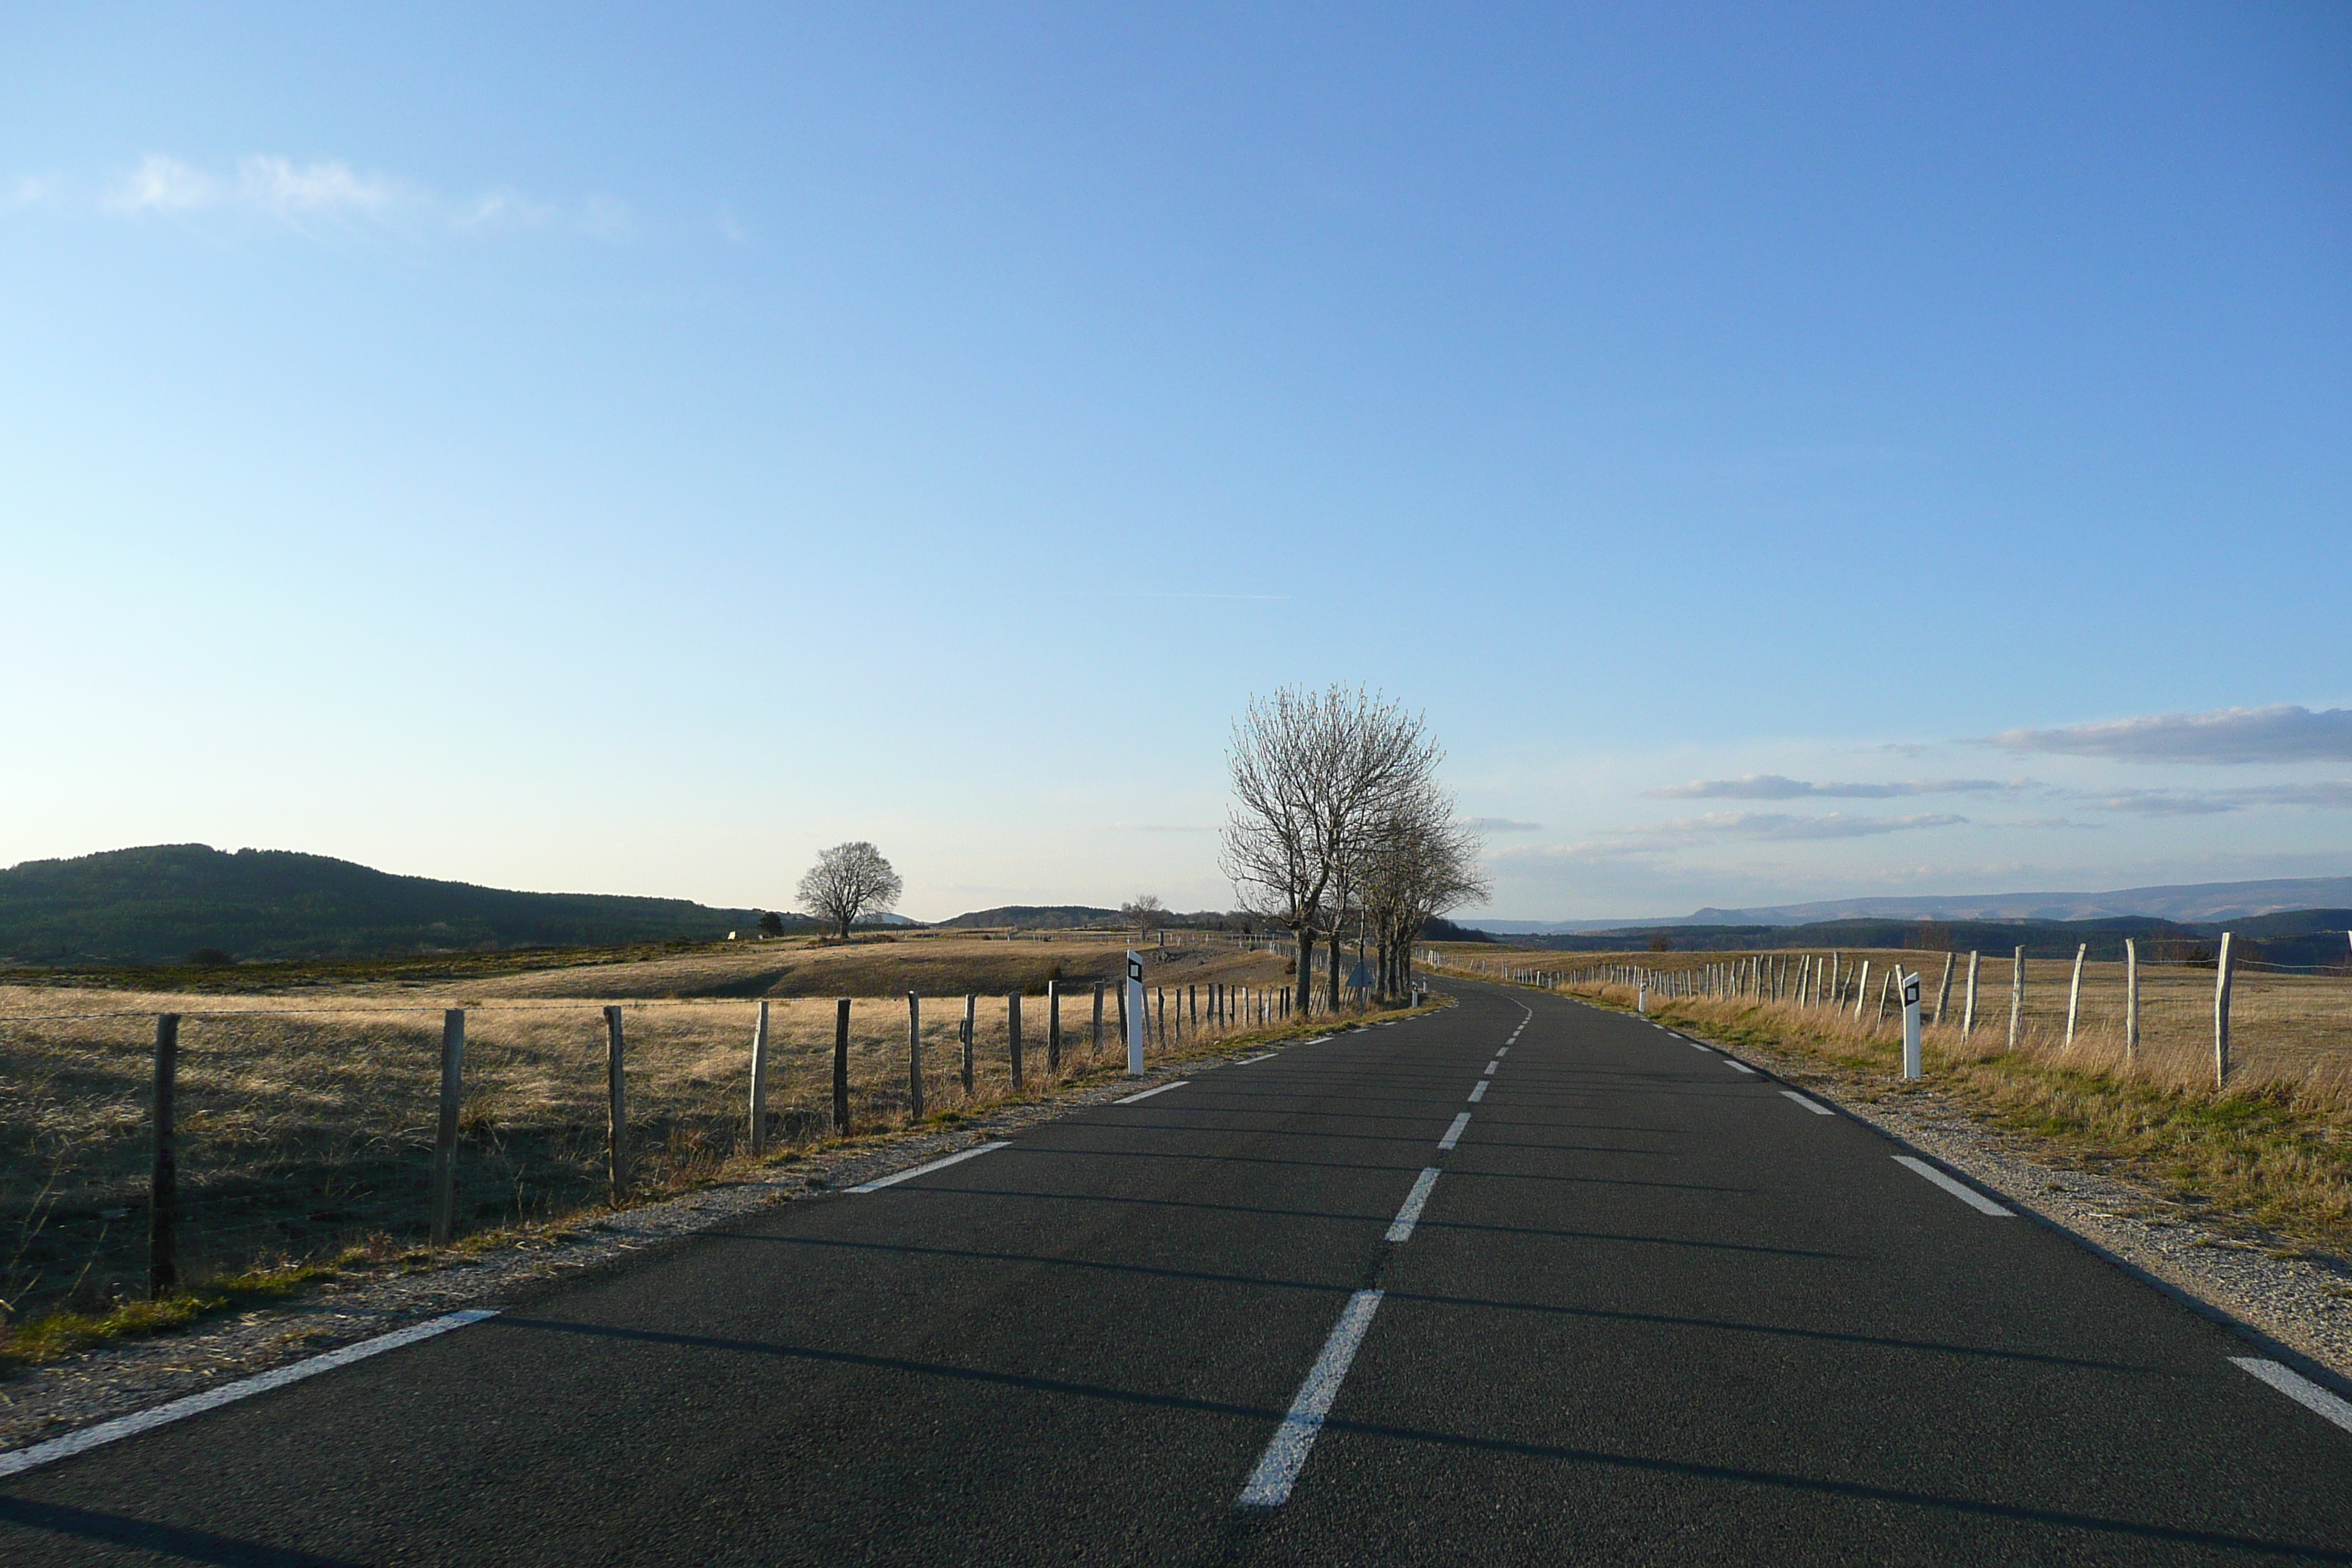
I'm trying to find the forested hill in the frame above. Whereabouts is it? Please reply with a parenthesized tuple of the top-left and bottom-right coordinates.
(0, 845, 770, 965)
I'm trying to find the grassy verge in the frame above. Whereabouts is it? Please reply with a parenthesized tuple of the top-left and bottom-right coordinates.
(1547, 979, 2352, 1259)
(0, 995, 1441, 1372)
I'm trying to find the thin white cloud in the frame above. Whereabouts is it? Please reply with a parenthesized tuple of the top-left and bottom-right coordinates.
(86, 153, 614, 240)
(2085, 780, 2352, 816)
(1646, 774, 2027, 801)
(1501, 810, 1968, 864)
(1984, 705, 2352, 764)
(1464, 817, 1542, 833)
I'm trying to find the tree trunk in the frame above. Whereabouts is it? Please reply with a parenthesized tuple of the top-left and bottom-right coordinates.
(1326, 931, 1341, 1011)
(1295, 927, 1313, 1014)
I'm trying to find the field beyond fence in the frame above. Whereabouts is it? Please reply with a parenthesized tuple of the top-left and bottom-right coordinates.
(0, 943, 1332, 1324)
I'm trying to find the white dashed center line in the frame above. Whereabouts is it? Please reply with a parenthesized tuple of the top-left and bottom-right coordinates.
(1438, 1112, 1471, 1150)
(1482, 1061, 1497, 1076)
(1467, 1081, 1489, 1102)
(1893, 1156, 2013, 1215)
(1385, 1168, 1441, 1243)
(1237, 1290, 1384, 1509)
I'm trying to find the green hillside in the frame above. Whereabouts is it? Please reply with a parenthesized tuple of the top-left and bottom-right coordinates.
(0, 845, 777, 965)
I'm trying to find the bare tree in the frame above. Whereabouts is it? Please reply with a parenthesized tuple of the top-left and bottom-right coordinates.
(1120, 894, 1167, 935)
(1357, 786, 1489, 1000)
(796, 842, 904, 939)
(1221, 685, 1443, 1011)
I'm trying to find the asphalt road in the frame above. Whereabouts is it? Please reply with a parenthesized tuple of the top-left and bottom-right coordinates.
(6, 980, 2352, 1565)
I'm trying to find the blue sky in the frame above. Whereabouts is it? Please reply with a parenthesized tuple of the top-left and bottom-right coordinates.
(5, 3, 2348, 921)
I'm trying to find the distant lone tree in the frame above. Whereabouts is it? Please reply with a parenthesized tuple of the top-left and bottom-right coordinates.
(797, 843, 904, 939)
(755, 911, 786, 938)
(1120, 894, 1167, 933)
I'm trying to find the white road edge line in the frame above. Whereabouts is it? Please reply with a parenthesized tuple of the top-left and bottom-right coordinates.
(1725, 1061, 1757, 1074)
(1689, 1042, 1711, 1052)
(1893, 1156, 2013, 1215)
(1112, 1081, 1190, 1104)
(0, 1309, 500, 1480)
(2231, 1358, 2352, 1436)
(1439, 1112, 1471, 1150)
(849, 1142, 1011, 1192)
(1237, 1289, 1384, 1508)
(1780, 1090, 1835, 1115)
(1467, 1081, 1489, 1103)
(1235, 1053, 1276, 1066)
(1385, 1168, 1442, 1243)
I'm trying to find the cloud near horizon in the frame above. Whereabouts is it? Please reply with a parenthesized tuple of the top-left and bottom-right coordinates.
(1984, 705, 2352, 764)
(1647, 774, 2027, 800)
(1501, 810, 1969, 863)
(1463, 817, 1542, 832)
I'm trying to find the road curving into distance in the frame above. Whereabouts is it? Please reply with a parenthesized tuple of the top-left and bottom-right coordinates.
(4, 979, 2351, 1564)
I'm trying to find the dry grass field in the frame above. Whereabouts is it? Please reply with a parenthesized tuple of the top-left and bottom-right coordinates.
(0, 934, 1303, 1322)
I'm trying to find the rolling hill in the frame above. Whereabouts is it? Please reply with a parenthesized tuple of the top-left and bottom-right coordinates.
(0, 845, 782, 965)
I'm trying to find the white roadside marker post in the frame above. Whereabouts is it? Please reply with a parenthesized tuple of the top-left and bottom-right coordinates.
(1901, 969, 1923, 1081)
(1636, 979, 1647, 1015)
(1126, 950, 1147, 1076)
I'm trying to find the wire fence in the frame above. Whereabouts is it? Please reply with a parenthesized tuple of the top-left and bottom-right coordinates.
(1421, 940, 2352, 1093)
(0, 978, 1310, 1323)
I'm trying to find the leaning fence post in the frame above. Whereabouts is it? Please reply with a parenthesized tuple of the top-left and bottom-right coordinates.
(1047, 979, 1062, 1074)
(148, 1014, 181, 1300)
(961, 994, 976, 1095)
(1852, 960, 1872, 1021)
(2213, 931, 2236, 1087)
(1933, 951, 1955, 1026)
(1008, 992, 1024, 1090)
(2125, 939, 2140, 1063)
(601, 1006, 625, 1208)
(1963, 951, 1980, 1038)
(433, 1009, 467, 1243)
(832, 999, 851, 1132)
(747, 1000, 771, 1155)
(1093, 983, 1105, 1055)
(2065, 943, 2087, 1049)
(907, 993, 924, 1119)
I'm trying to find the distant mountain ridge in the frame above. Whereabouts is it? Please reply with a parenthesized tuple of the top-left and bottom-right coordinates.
(0, 844, 777, 964)
(1476, 875, 2352, 934)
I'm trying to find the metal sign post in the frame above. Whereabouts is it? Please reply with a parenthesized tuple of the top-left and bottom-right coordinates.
(1125, 951, 1147, 1076)
(1901, 970, 1923, 1081)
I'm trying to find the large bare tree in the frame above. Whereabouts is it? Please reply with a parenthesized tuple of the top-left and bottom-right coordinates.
(796, 841, 904, 939)
(1220, 685, 1442, 1011)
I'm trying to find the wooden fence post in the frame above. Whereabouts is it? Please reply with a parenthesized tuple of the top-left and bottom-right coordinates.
(434, 1009, 467, 1244)
(1048, 979, 1061, 1074)
(833, 999, 851, 1132)
(1933, 952, 1955, 1026)
(1156, 987, 1165, 1041)
(1115, 980, 1128, 1047)
(1963, 951, 1980, 1038)
(2065, 943, 2087, 1049)
(2214, 931, 2236, 1088)
(1008, 992, 1024, 1090)
(961, 994, 976, 1095)
(601, 1006, 625, 1208)
(2008, 947, 2025, 1050)
(148, 1014, 180, 1300)
(2124, 939, 2140, 1063)
(908, 993, 924, 1119)
(1852, 960, 1871, 1021)
(748, 1000, 771, 1155)
(1092, 983, 1105, 1055)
